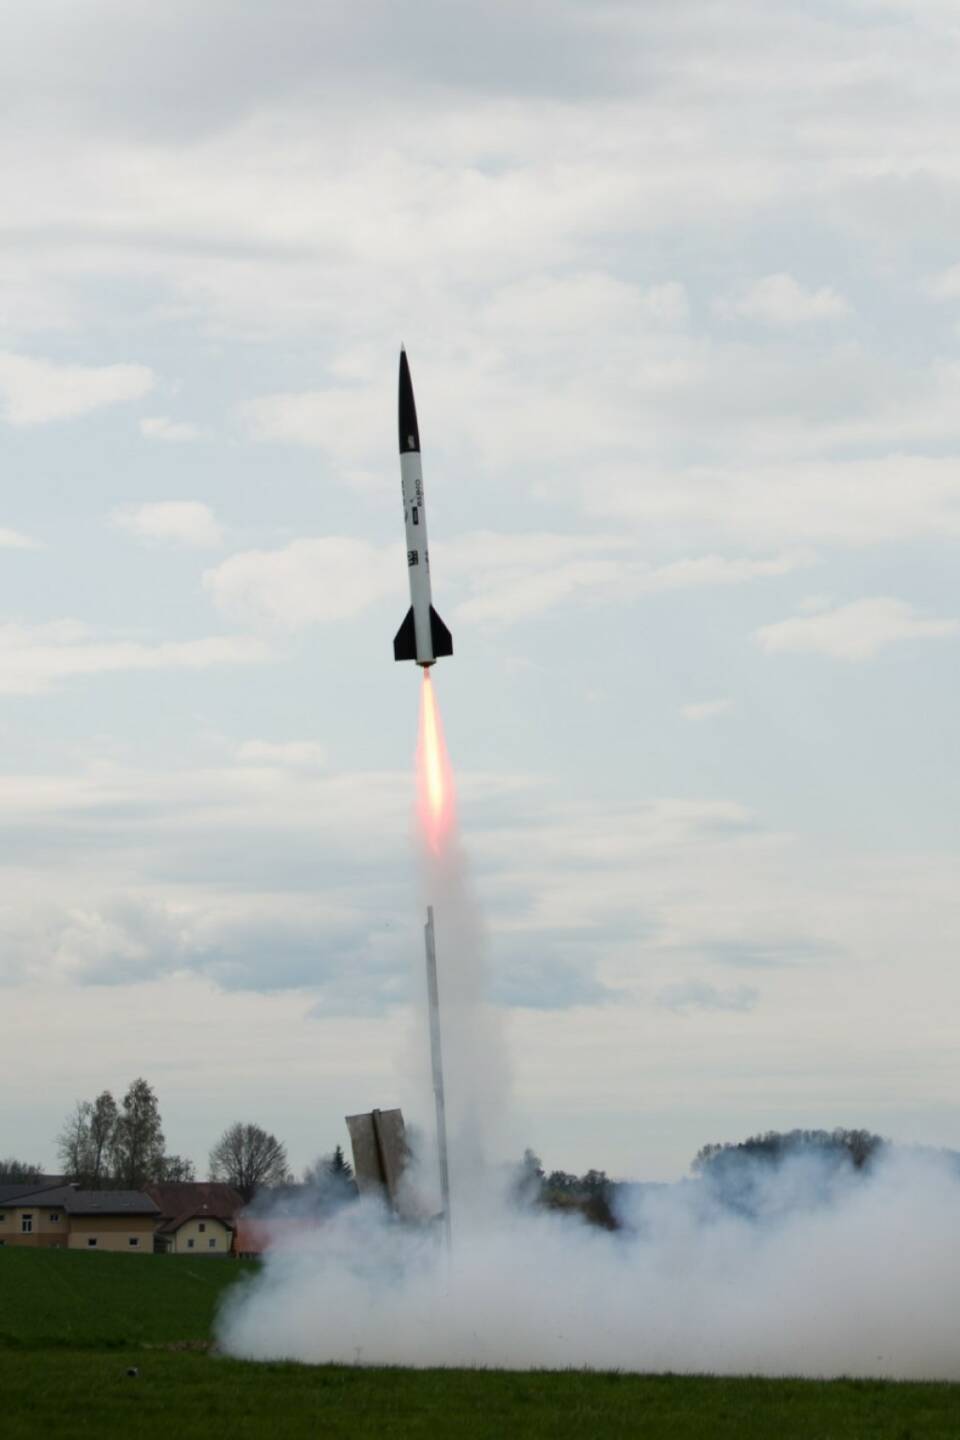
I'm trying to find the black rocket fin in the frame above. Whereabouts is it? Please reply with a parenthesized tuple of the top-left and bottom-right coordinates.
(393, 607, 417, 662)
(430, 606, 453, 658)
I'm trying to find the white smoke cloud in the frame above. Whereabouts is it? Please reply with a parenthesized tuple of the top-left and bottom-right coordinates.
(218, 1148, 960, 1379)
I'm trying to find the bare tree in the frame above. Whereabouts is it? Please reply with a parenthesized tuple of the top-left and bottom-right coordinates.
(110, 1078, 165, 1189)
(57, 1091, 119, 1188)
(57, 1101, 95, 1184)
(209, 1123, 289, 1202)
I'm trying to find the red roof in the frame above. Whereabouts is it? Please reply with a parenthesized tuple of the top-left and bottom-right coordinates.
(145, 1182, 244, 1234)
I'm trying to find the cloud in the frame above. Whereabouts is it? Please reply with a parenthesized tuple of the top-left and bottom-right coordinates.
(491, 951, 612, 1010)
(590, 457, 960, 548)
(646, 551, 815, 591)
(49, 898, 409, 1007)
(248, 386, 388, 463)
(112, 501, 223, 549)
(0, 620, 269, 695)
(702, 938, 832, 969)
(237, 740, 327, 771)
(0, 528, 40, 549)
(656, 980, 759, 1013)
(681, 698, 734, 722)
(925, 263, 960, 301)
(202, 529, 809, 637)
(203, 537, 398, 629)
(449, 533, 814, 626)
(480, 273, 690, 336)
(756, 598, 960, 662)
(0, 352, 154, 425)
(139, 415, 205, 442)
(716, 273, 852, 327)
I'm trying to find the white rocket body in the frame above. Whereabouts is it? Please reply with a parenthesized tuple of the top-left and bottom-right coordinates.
(400, 447, 438, 663)
(394, 350, 452, 668)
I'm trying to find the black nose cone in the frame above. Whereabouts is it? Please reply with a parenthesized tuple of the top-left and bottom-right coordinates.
(398, 348, 420, 454)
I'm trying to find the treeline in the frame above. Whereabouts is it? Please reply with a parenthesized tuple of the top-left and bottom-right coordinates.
(513, 1149, 620, 1229)
(0, 1157, 45, 1185)
(513, 1128, 904, 1230)
(0, 1077, 353, 1204)
(693, 1127, 886, 1175)
(8, 1109, 934, 1226)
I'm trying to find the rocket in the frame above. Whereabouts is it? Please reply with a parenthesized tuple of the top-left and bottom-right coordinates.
(394, 348, 453, 667)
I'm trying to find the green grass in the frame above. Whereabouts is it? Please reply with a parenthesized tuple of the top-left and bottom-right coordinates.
(1, 1352, 959, 1440)
(1, 1249, 958, 1437)
(0, 1247, 258, 1349)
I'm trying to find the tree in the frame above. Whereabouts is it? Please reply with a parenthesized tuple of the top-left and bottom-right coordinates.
(0, 1157, 44, 1184)
(209, 1123, 289, 1203)
(544, 1169, 578, 1196)
(87, 1091, 119, 1185)
(692, 1128, 887, 1176)
(154, 1154, 196, 1182)
(301, 1145, 357, 1213)
(110, 1078, 165, 1190)
(690, 1128, 888, 1220)
(57, 1101, 96, 1185)
(327, 1144, 353, 1181)
(511, 1148, 545, 1207)
(57, 1090, 120, 1188)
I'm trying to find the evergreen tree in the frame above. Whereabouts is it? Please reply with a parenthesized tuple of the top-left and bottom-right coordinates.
(327, 1144, 353, 1181)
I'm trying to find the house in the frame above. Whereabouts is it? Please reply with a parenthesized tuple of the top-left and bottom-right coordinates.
(232, 1181, 354, 1258)
(0, 1180, 70, 1248)
(145, 1182, 243, 1256)
(0, 1184, 159, 1251)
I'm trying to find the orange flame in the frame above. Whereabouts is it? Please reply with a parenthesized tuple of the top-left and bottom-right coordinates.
(417, 669, 455, 853)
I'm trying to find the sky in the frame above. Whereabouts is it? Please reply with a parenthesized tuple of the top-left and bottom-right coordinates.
(1, 0, 959, 1182)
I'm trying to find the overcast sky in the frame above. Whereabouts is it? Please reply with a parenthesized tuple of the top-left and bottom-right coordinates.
(2, 0, 959, 1182)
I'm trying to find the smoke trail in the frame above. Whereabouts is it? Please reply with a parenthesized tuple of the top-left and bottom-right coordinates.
(412, 669, 510, 1208)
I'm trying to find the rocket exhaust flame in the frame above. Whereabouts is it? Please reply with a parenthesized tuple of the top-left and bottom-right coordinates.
(417, 669, 455, 853)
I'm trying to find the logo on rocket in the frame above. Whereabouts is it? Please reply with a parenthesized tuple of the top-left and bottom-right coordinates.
(393, 348, 454, 668)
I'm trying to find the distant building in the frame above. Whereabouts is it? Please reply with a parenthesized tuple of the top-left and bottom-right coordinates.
(233, 1179, 357, 1258)
(0, 1184, 159, 1252)
(146, 1182, 244, 1256)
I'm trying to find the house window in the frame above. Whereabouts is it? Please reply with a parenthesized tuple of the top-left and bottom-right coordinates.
(87, 1238, 97, 1248)
(198, 1222, 206, 1233)
(187, 1238, 195, 1249)
(50, 1213, 60, 1223)
(128, 1237, 139, 1248)
(21, 1214, 32, 1234)
(208, 1238, 216, 1249)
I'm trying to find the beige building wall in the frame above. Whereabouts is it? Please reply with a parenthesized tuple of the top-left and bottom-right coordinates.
(67, 1214, 156, 1253)
(0, 1204, 69, 1248)
(170, 1216, 232, 1254)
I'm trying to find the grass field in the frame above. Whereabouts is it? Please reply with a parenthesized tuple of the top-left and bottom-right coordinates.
(0, 1246, 256, 1349)
(2, 1249, 958, 1438)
